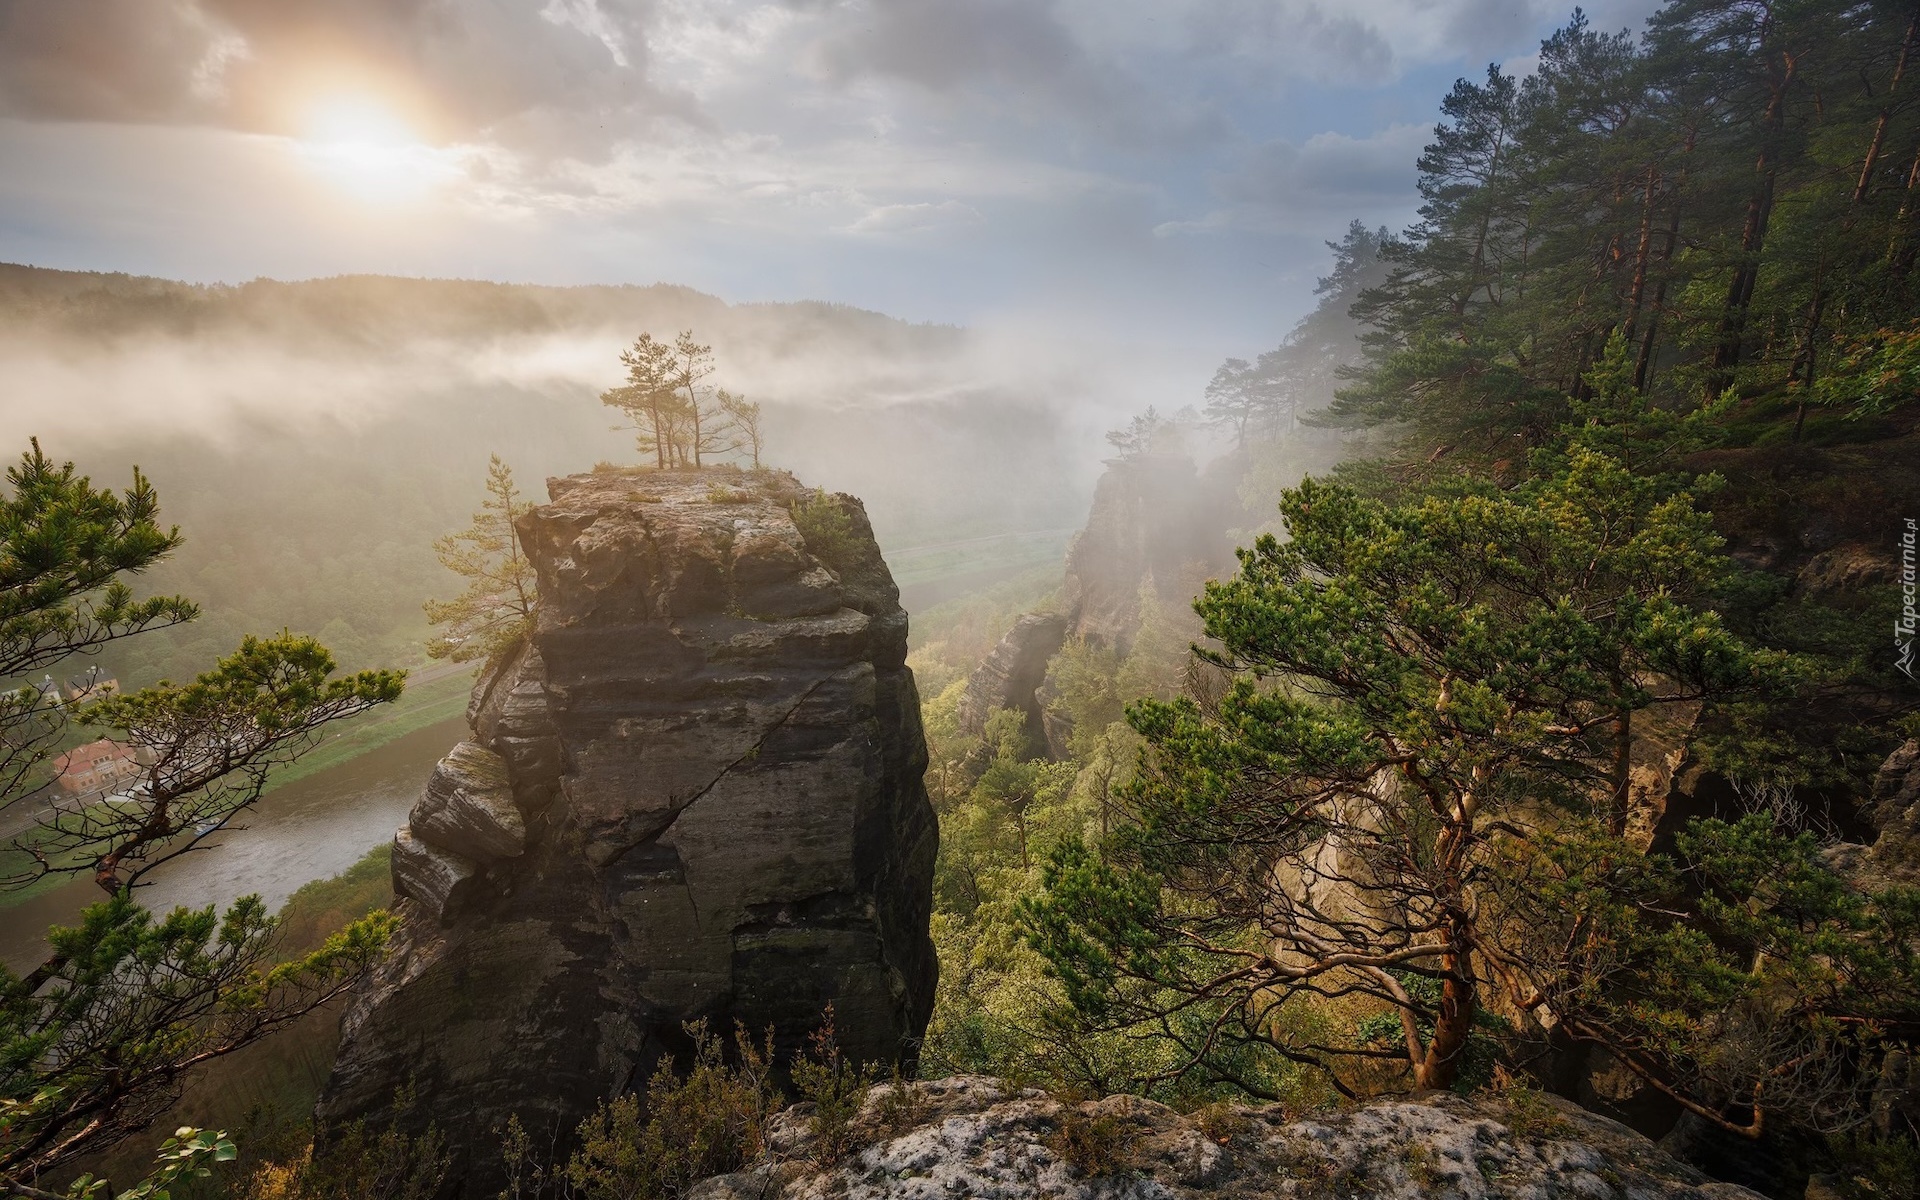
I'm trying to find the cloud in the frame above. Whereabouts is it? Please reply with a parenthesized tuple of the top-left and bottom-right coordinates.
(0, 0, 1598, 370)
(1442, 0, 1553, 59)
(846, 200, 984, 235)
(1154, 122, 1426, 238)
(801, 0, 1222, 149)
(542, 0, 634, 69)
(0, 0, 697, 154)
(1180, 0, 1395, 86)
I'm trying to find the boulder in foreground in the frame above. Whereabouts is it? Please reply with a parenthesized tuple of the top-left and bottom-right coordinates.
(694, 1076, 1765, 1200)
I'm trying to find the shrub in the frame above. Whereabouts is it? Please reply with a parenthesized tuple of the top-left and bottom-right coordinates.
(871, 1070, 928, 1138)
(1499, 1088, 1573, 1142)
(1046, 1109, 1129, 1178)
(239, 1087, 448, 1200)
(787, 490, 859, 572)
(789, 1007, 876, 1168)
(1824, 1128, 1920, 1199)
(1191, 1102, 1249, 1146)
(566, 1022, 779, 1200)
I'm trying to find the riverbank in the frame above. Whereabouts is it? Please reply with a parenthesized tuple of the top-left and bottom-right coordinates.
(0, 708, 466, 969)
(0, 665, 473, 910)
(259, 663, 474, 791)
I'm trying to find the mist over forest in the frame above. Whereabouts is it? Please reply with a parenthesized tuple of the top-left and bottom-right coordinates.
(0, 266, 1138, 682)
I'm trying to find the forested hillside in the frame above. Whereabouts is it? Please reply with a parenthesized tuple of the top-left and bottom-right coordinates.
(911, 3, 1920, 1195)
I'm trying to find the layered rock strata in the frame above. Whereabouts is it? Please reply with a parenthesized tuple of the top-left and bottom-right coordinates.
(319, 470, 938, 1195)
(953, 611, 1067, 742)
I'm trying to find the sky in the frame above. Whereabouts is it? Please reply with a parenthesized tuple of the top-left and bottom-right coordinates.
(0, 0, 1664, 370)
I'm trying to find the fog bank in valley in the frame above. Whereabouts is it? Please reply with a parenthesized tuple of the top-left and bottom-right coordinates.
(0, 265, 1191, 684)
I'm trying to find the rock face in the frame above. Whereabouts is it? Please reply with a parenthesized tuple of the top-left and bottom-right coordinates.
(959, 452, 1241, 759)
(1865, 739, 1920, 876)
(954, 612, 1068, 741)
(689, 1076, 1764, 1200)
(1061, 452, 1240, 654)
(319, 469, 938, 1195)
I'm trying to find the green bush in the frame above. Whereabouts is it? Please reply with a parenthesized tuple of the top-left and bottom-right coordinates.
(565, 1023, 779, 1200)
(789, 1007, 876, 1169)
(1823, 1128, 1920, 1200)
(788, 490, 860, 572)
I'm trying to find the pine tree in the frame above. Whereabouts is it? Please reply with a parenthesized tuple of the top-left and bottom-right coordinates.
(423, 455, 537, 664)
(602, 333, 682, 468)
(1025, 357, 1918, 1126)
(719, 390, 765, 468)
(0, 443, 402, 1187)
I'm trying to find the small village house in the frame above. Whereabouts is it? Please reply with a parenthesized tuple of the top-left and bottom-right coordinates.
(52, 739, 141, 797)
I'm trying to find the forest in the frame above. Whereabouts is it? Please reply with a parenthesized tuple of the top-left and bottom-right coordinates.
(5, 0, 1920, 1198)
(910, 0, 1920, 1187)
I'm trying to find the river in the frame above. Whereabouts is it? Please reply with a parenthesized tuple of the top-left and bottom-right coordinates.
(0, 714, 466, 972)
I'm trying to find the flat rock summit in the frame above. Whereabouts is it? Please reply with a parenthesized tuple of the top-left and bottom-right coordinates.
(318, 469, 938, 1193)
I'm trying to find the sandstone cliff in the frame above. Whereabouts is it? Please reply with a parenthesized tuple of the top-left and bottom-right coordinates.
(952, 612, 1067, 742)
(319, 469, 938, 1195)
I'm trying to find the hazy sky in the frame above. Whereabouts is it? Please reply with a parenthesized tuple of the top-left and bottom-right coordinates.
(0, 0, 1660, 363)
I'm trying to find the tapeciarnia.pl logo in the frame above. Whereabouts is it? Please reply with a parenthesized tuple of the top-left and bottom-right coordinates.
(1900, 517, 1917, 680)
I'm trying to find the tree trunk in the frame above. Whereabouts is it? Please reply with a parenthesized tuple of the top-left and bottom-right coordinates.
(1455, 127, 1509, 322)
(1708, 51, 1797, 397)
(1609, 708, 1633, 838)
(1856, 5, 1920, 205)
(1415, 929, 1477, 1090)
(1622, 165, 1661, 348)
(1791, 287, 1826, 441)
(1891, 140, 1920, 278)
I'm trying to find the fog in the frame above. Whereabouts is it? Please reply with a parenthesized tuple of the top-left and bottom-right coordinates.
(0, 266, 1229, 684)
(0, 269, 1205, 517)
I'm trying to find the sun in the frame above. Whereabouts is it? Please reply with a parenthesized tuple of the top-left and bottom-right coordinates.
(305, 94, 418, 149)
(296, 93, 452, 203)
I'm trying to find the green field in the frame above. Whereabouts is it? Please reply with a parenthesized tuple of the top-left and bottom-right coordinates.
(884, 528, 1073, 586)
(259, 666, 475, 791)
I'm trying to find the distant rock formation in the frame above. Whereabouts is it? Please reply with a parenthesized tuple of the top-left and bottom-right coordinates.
(955, 450, 1242, 758)
(1060, 451, 1241, 654)
(1818, 739, 1920, 894)
(686, 1075, 1765, 1200)
(319, 469, 938, 1195)
(954, 612, 1068, 741)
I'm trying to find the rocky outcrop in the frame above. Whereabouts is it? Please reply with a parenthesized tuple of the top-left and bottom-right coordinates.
(954, 612, 1068, 742)
(689, 1076, 1764, 1200)
(1061, 452, 1240, 654)
(1817, 738, 1920, 890)
(319, 469, 938, 1195)
(960, 451, 1241, 760)
(1865, 738, 1920, 876)
(408, 742, 525, 862)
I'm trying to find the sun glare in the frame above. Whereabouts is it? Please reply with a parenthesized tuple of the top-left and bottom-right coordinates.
(296, 93, 453, 204)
